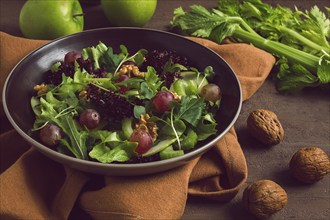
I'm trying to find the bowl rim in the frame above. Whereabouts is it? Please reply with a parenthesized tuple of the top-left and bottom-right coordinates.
(2, 27, 242, 170)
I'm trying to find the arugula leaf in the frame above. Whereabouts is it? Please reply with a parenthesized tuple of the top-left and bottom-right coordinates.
(139, 82, 154, 99)
(103, 47, 126, 73)
(178, 128, 198, 150)
(139, 66, 162, 99)
(159, 146, 184, 160)
(174, 96, 205, 127)
(162, 59, 188, 74)
(58, 75, 85, 98)
(126, 49, 148, 66)
(31, 93, 78, 131)
(39, 97, 59, 123)
(73, 67, 91, 84)
(194, 113, 217, 141)
(59, 115, 88, 160)
(145, 66, 162, 90)
(157, 119, 186, 140)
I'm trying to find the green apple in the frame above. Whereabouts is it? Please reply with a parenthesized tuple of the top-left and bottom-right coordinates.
(101, 0, 157, 27)
(19, 0, 84, 40)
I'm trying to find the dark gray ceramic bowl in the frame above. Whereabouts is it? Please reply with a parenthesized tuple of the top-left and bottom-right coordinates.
(3, 28, 242, 176)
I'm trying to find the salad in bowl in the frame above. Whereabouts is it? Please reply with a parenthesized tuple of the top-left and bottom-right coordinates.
(3, 28, 241, 175)
(31, 42, 222, 164)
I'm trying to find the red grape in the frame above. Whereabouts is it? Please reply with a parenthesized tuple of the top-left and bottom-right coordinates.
(200, 83, 222, 102)
(64, 51, 81, 64)
(152, 91, 174, 113)
(129, 129, 153, 154)
(79, 109, 100, 130)
(40, 123, 63, 147)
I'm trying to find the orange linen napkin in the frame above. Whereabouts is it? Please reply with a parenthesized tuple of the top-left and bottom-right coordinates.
(0, 32, 275, 219)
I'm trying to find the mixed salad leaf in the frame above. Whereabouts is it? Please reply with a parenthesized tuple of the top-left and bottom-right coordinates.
(171, 0, 330, 92)
(31, 42, 222, 164)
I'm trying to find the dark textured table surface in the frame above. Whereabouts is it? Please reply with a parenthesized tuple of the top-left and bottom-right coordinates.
(1, 0, 329, 219)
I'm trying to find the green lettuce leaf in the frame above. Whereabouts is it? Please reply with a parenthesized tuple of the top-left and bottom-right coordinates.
(81, 41, 108, 69)
(89, 144, 132, 163)
(89, 131, 137, 163)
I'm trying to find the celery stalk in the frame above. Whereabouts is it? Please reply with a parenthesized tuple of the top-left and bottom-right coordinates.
(233, 28, 320, 72)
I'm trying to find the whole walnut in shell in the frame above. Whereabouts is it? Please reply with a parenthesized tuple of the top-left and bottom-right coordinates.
(290, 147, 330, 184)
(242, 180, 288, 219)
(247, 109, 284, 145)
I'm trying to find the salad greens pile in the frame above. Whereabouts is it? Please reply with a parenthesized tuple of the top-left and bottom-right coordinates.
(171, 0, 330, 92)
(31, 42, 220, 163)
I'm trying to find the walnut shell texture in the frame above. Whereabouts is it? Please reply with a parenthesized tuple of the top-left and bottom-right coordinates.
(290, 147, 330, 184)
(243, 180, 288, 219)
(247, 109, 284, 145)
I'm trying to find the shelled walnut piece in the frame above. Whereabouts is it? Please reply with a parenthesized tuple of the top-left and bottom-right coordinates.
(290, 147, 330, 183)
(243, 180, 288, 219)
(33, 83, 48, 95)
(135, 114, 158, 141)
(247, 109, 284, 145)
(118, 64, 145, 78)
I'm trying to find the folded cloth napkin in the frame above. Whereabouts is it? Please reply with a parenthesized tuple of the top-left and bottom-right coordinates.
(0, 32, 275, 219)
